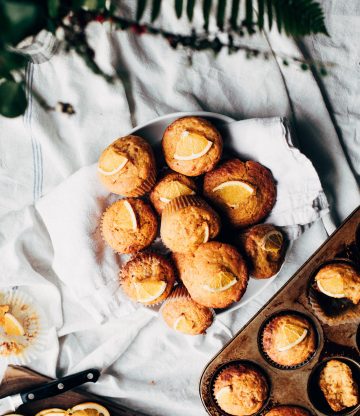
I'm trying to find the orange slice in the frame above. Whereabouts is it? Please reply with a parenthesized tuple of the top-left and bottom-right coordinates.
(35, 409, 67, 416)
(173, 131, 213, 161)
(71, 403, 110, 416)
(317, 270, 345, 298)
(173, 314, 194, 334)
(202, 223, 210, 243)
(98, 147, 128, 176)
(262, 230, 283, 252)
(134, 280, 167, 303)
(159, 180, 195, 203)
(277, 324, 308, 352)
(3, 313, 25, 336)
(113, 200, 137, 231)
(212, 181, 254, 207)
(203, 271, 237, 293)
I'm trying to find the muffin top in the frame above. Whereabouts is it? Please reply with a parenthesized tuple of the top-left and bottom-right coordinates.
(161, 195, 221, 253)
(98, 135, 156, 196)
(261, 314, 317, 367)
(101, 198, 158, 254)
(162, 117, 223, 176)
(161, 286, 213, 335)
(314, 262, 360, 305)
(120, 253, 175, 305)
(203, 159, 276, 228)
(264, 406, 311, 416)
(319, 360, 359, 412)
(239, 224, 286, 279)
(172, 242, 248, 308)
(214, 363, 268, 416)
(150, 171, 197, 214)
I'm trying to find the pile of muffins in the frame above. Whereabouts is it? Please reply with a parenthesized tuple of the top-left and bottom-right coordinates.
(98, 116, 288, 335)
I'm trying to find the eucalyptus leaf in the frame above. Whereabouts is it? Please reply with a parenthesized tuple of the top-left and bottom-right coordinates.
(0, 80, 27, 118)
(47, 0, 59, 18)
(0, 49, 28, 78)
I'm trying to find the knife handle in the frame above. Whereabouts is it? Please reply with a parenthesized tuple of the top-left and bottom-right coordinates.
(20, 369, 100, 404)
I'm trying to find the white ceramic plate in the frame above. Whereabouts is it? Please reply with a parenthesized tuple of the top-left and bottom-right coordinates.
(129, 111, 288, 317)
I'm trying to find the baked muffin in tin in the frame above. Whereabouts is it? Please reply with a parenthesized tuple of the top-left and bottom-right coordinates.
(264, 406, 311, 416)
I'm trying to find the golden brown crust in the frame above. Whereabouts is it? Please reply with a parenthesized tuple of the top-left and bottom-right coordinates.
(98, 135, 156, 196)
(203, 159, 276, 228)
(315, 263, 360, 304)
(150, 171, 197, 214)
(162, 117, 223, 176)
(264, 406, 311, 416)
(238, 224, 286, 279)
(213, 364, 268, 416)
(161, 286, 213, 335)
(319, 360, 359, 412)
(161, 195, 221, 253)
(172, 242, 248, 308)
(120, 252, 175, 305)
(101, 198, 158, 254)
(261, 314, 317, 367)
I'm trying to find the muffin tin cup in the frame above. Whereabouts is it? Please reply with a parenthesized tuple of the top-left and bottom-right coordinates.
(307, 356, 360, 416)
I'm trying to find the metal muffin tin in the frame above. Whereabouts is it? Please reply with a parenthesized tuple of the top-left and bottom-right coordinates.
(200, 206, 360, 416)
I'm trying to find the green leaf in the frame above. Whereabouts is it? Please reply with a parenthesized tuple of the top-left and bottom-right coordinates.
(266, 0, 273, 29)
(0, 80, 27, 118)
(151, 0, 162, 21)
(245, 0, 253, 29)
(257, 0, 264, 29)
(186, 0, 196, 21)
(216, 0, 226, 30)
(0, 49, 28, 78)
(47, 0, 60, 18)
(136, 0, 147, 20)
(203, 0, 212, 30)
(230, 0, 240, 28)
(175, 0, 183, 18)
(82, 0, 105, 10)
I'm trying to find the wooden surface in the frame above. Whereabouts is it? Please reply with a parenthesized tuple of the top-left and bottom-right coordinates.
(0, 366, 149, 416)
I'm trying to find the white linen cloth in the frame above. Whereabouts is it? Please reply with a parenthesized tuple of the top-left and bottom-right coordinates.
(0, 1, 359, 415)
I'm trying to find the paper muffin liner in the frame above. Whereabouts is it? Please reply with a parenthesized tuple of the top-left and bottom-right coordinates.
(258, 312, 319, 370)
(163, 194, 210, 215)
(0, 289, 48, 366)
(128, 169, 157, 197)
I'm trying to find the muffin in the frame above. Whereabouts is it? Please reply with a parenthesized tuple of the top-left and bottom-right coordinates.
(203, 159, 276, 228)
(261, 313, 317, 368)
(264, 406, 311, 416)
(161, 195, 221, 253)
(213, 363, 268, 416)
(150, 171, 197, 214)
(101, 198, 158, 254)
(120, 253, 175, 305)
(98, 135, 156, 196)
(162, 117, 223, 176)
(172, 242, 248, 308)
(238, 224, 286, 278)
(160, 286, 214, 335)
(319, 360, 359, 412)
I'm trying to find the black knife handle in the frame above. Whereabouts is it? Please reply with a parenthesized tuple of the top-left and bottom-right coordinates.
(20, 369, 100, 404)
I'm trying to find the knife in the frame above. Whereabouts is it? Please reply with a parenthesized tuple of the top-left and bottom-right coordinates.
(0, 368, 100, 415)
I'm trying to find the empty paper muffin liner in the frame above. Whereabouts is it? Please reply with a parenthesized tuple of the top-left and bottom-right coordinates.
(0, 289, 48, 366)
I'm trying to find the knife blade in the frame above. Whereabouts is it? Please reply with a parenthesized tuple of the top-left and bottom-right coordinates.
(0, 368, 100, 415)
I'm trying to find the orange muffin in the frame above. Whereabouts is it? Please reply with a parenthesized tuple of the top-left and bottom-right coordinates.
(160, 286, 213, 335)
(203, 159, 276, 228)
(172, 242, 248, 308)
(98, 135, 156, 196)
(101, 198, 158, 254)
(239, 224, 286, 278)
(150, 171, 197, 214)
(264, 406, 311, 416)
(162, 117, 223, 176)
(161, 195, 221, 253)
(120, 253, 175, 305)
(261, 314, 317, 368)
(213, 363, 269, 416)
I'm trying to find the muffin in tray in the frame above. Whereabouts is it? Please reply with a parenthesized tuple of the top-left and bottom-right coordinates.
(162, 117, 223, 176)
(238, 224, 286, 278)
(98, 135, 156, 196)
(160, 195, 221, 253)
(160, 286, 214, 335)
(319, 359, 359, 412)
(172, 242, 248, 308)
(213, 363, 269, 416)
(120, 253, 175, 305)
(101, 198, 158, 254)
(203, 158, 276, 228)
(260, 313, 317, 368)
(150, 171, 197, 214)
(264, 406, 311, 416)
